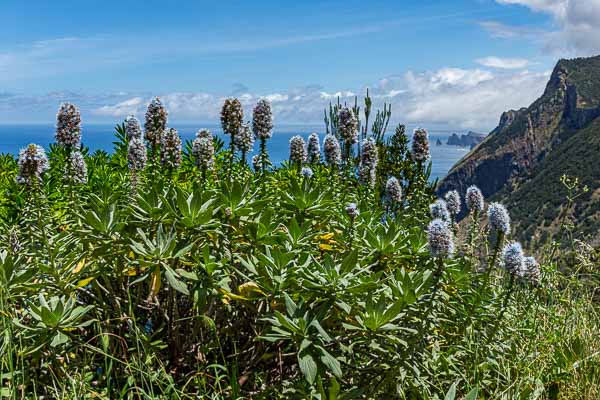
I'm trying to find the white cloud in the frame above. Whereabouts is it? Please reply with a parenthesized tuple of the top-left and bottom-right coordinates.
(476, 56, 531, 69)
(493, 0, 600, 56)
(81, 66, 548, 131)
(95, 97, 145, 117)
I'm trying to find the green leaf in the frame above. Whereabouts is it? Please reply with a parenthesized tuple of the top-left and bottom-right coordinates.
(444, 382, 457, 400)
(318, 346, 342, 378)
(164, 266, 190, 295)
(464, 386, 478, 400)
(51, 331, 70, 347)
(298, 352, 318, 384)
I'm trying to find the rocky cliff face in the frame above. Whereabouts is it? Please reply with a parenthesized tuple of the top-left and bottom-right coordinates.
(438, 55, 600, 245)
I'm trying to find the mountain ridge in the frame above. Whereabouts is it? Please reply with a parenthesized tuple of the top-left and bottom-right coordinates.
(438, 55, 600, 246)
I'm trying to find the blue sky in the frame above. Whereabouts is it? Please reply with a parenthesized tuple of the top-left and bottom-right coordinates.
(0, 0, 598, 129)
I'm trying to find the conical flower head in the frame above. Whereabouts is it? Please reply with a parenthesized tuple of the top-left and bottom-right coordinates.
(444, 190, 461, 216)
(522, 256, 541, 285)
(17, 144, 49, 186)
(501, 242, 524, 275)
(466, 185, 484, 213)
(221, 98, 244, 136)
(65, 151, 87, 184)
(412, 128, 430, 161)
(323, 134, 341, 166)
(289, 135, 307, 164)
(234, 123, 254, 153)
(192, 130, 215, 171)
(488, 202, 511, 235)
(307, 133, 321, 163)
(338, 107, 358, 144)
(144, 97, 168, 148)
(430, 199, 450, 223)
(252, 99, 273, 140)
(359, 137, 378, 187)
(160, 127, 182, 169)
(55, 102, 82, 148)
(128, 136, 147, 171)
(427, 219, 455, 258)
(385, 177, 402, 203)
(125, 115, 143, 140)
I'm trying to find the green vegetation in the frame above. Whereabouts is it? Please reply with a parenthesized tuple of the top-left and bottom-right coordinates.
(0, 97, 599, 399)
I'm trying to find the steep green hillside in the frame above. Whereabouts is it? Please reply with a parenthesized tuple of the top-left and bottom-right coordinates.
(438, 55, 600, 245)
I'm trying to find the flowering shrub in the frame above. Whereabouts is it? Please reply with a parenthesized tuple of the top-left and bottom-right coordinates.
(0, 99, 597, 399)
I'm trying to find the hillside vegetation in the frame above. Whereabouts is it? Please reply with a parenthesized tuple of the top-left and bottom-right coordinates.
(438, 55, 600, 247)
(0, 97, 599, 399)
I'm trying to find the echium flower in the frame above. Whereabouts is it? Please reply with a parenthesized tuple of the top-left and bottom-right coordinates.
(192, 129, 215, 172)
(128, 136, 147, 171)
(359, 137, 378, 187)
(338, 107, 358, 144)
(444, 190, 461, 216)
(430, 199, 450, 223)
(385, 177, 402, 203)
(289, 135, 307, 164)
(301, 167, 313, 179)
(160, 128, 182, 169)
(488, 202, 511, 235)
(306, 132, 320, 163)
(125, 115, 143, 140)
(17, 144, 49, 186)
(220, 98, 244, 139)
(412, 128, 430, 161)
(252, 99, 273, 140)
(501, 242, 524, 275)
(427, 219, 455, 258)
(252, 154, 262, 172)
(65, 151, 87, 184)
(323, 134, 341, 166)
(466, 185, 484, 213)
(55, 102, 82, 148)
(345, 203, 359, 219)
(234, 123, 254, 154)
(522, 256, 541, 285)
(144, 97, 168, 150)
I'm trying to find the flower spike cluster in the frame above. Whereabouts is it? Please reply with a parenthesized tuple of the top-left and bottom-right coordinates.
(65, 151, 87, 184)
(427, 219, 455, 258)
(445, 190, 461, 216)
(338, 107, 359, 144)
(412, 128, 430, 161)
(125, 115, 143, 140)
(359, 137, 378, 187)
(289, 135, 307, 164)
(144, 97, 168, 149)
(324, 134, 341, 166)
(466, 185, 484, 213)
(192, 129, 215, 172)
(55, 103, 82, 148)
(306, 133, 320, 163)
(252, 99, 273, 140)
(17, 144, 49, 186)
(160, 128, 182, 169)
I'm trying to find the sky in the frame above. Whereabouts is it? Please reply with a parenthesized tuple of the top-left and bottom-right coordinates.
(0, 0, 599, 131)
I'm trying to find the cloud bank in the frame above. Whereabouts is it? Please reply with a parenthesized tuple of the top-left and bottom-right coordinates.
(0, 64, 549, 132)
(492, 0, 600, 56)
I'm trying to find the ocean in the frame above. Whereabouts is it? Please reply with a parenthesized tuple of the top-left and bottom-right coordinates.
(0, 124, 469, 181)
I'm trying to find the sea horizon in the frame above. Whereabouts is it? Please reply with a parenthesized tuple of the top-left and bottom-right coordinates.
(0, 123, 471, 180)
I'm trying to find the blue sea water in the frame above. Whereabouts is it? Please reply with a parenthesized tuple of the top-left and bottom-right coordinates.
(0, 124, 469, 180)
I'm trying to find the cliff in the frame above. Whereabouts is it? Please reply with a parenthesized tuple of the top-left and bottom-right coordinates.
(437, 55, 600, 245)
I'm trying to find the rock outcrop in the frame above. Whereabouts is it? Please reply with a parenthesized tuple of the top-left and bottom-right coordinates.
(446, 131, 486, 148)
